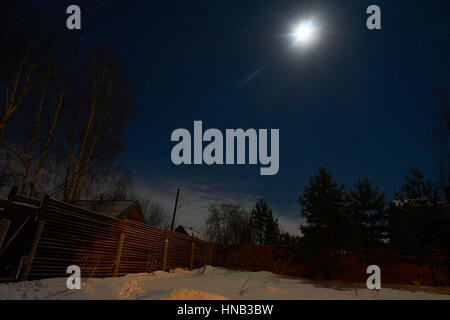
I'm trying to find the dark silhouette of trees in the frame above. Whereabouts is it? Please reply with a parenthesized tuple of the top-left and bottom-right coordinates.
(388, 167, 442, 254)
(297, 166, 449, 255)
(0, 9, 136, 200)
(278, 232, 302, 249)
(140, 199, 171, 228)
(63, 48, 136, 201)
(299, 166, 350, 251)
(387, 166, 450, 285)
(0, 15, 69, 194)
(205, 203, 252, 245)
(85, 168, 135, 201)
(249, 199, 280, 245)
(347, 178, 387, 251)
(434, 90, 449, 193)
(295, 166, 450, 281)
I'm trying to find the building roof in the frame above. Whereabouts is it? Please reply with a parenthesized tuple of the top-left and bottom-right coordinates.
(75, 200, 142, 220)
(174, 225, 204, 240)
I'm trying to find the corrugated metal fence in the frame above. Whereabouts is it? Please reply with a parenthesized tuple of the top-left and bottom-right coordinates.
(1, 195, 213, 280)
(2, 194, 448, 286)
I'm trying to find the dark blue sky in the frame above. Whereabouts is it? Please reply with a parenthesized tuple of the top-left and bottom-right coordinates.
(26, 0, 450, 233)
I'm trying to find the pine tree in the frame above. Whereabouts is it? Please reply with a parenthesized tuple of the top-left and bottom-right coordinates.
(250, 199, 280, 245)
(299, 167, 350, 251)
(347, 178, 387, 251)
(388, 167, 440, 254)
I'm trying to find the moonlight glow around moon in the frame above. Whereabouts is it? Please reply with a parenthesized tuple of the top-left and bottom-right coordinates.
(292, 20, 315, 45)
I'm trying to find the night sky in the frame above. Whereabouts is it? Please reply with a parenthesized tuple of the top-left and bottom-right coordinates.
(24, 0, 450, 234)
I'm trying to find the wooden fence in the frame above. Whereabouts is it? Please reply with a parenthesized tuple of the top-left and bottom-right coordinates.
(0, 194, 213, 280)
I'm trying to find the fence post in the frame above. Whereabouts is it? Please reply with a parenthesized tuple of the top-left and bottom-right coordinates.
(37, 194, 50, 221)
(113, 233, 125, 277)
(208, 242, 213, 266)
(0, 215, 32, 257)
(90, 253, 103, 278)
(0, 219, 11, 250)
(8, 186, 18, 201)
(22, 220, 45, 280)
(162, 227, 168, 271)
(189, 233, 195, 270)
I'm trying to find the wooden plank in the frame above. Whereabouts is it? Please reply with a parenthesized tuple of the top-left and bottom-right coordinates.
(15, 256, 26, 279)
(37, 194, 50, 220)
(112, 234, 125, 277)
(0, 219, 11, 250)
(22, 221, 45, 280)
(162, 239, 169, 271)
(208, 243, 213, 266)
(189, 235, 195, 270)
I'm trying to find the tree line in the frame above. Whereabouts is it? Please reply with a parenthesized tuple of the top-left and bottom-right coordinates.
(204, 200, 281, 246)
(299, 166, 449, 256)
(205, 166, 450, 258)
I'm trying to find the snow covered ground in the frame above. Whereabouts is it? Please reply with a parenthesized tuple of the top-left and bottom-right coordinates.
(1, 266, 449, 300)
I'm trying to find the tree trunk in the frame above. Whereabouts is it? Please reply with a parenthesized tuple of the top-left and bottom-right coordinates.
(4, 50, 29, 109)
(0, 59, 35, 137)
(63, 125, 76, 201)
(71, 81, 112, 200)
(22, 67, 50, 194)
(30, 63, 70, 195)
(65, 66, 101, 199)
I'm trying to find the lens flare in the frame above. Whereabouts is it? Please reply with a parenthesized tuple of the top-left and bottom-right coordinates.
(292, 20, 315, 45)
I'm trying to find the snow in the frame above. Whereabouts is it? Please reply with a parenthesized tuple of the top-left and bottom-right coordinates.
(0, 266, 449, 300)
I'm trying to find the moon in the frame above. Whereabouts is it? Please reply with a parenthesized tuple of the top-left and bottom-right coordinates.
(292, 20, 315, 45)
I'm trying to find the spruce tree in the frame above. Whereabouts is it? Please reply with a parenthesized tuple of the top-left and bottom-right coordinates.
(299, 166, 350, 251)
(250, 199, 280, 245)
(347, 178, 387, 251)
(389, 167, 440, 254)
